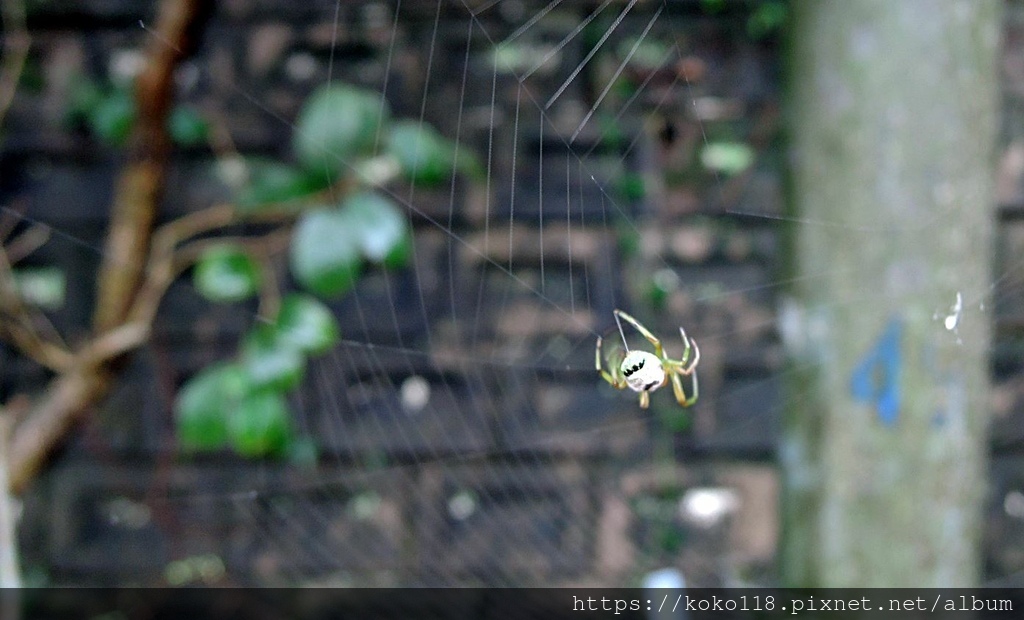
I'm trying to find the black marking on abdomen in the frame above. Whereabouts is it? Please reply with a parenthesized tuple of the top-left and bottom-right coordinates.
(643, 380, 660, 391)
(623, 358, 645, 378)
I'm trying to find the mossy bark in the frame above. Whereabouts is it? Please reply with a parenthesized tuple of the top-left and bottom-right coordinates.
(782, 0, 1000, 587)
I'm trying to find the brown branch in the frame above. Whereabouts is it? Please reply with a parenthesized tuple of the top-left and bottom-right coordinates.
(3, 223, 50, 264)
(92, 0, 209, 332)
(0, 181, 69, 370)
(125, 203, 235, 327)
(5, 0, 345, 493)
(125, 198, 303, 328)
(0, 206, 71, 355)
(5, 0, 211, 494)
(6, 369, 108, 494)
(178, 228, 292, 319)
(0, 198, 28, 245)
(80, 322, 152, 366)
(0, 326, 61, 371)
(172, 226, 293, 265)
(5, 322, 150, 495)
(0, 323, 72, 372)
(7, 204, 292, 491)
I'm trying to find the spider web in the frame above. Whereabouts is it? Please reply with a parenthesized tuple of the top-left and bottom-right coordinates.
(1, 0, 1022, 590)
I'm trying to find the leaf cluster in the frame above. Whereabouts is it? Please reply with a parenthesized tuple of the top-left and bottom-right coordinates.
(172, 83, 471, 459)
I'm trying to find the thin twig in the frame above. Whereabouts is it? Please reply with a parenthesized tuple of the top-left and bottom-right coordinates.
(0, 212, 69, 353)
(80, 322, 151, 366)
(0, 323, 72, 372)
(125, 203, 235, 327)
(3, 224, 51, 264)
(177, 228, 292, 321)
(126, 203, 293, 327)
(25, 305, 69, 354)
(172, 227, 293, 266)
(171, 227, 291, 313)
(0, 201, 25, 245)
(153, 203, 236, 256)
(0, 246, 73, 371)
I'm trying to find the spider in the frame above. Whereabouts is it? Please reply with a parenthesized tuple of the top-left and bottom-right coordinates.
(596, 309, 700, 410)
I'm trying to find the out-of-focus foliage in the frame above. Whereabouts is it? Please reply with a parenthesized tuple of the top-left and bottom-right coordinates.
(170, 82, 469, 459)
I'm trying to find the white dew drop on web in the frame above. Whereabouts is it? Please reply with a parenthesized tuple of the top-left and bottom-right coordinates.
(944, 291, 963, 332)
(931, 291, 964, 344)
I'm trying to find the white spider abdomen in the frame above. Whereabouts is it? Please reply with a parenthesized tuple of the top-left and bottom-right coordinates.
(620, 351, 665, 393)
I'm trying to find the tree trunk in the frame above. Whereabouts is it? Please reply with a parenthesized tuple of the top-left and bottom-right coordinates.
(782, 0, 1000, 587)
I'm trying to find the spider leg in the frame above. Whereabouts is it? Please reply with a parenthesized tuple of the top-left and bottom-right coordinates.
(669, 367, 699, 407)
(596, 336, 626, 389)
(677, 327, 692, 363)
(614, 309, 664, 358)
(639, 390, 650, 409)
(676, 332, 700, 375)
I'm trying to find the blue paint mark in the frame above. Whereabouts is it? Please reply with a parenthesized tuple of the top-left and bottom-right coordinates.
(850, 318, 903, 426)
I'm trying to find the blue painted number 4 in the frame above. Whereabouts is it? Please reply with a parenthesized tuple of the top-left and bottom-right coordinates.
(849, 318, 903, 426)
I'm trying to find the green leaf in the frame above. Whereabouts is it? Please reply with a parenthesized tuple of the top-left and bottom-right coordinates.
(236, 160, 329, 213)
(241, 324, 306, 391)
(290, 207, 363, 297)
(175, 363, 251, 451)
(193, 245, 261, 303)
(228, 391, 292, 457)
(275, 293, 340, 355)
(387, 121, 454, 187)
(168, 105, 209, 146)
(294, 84, 388, 174)
(341, 191, 410, 264)
(88, 90, 135, 145)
